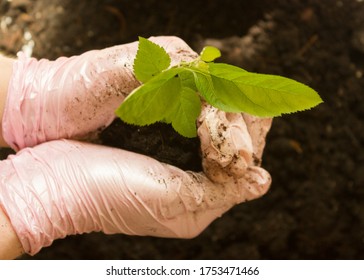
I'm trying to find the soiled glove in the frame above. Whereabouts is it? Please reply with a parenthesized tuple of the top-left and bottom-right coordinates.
(198, 104, 272, 183)
(0, 107, 271, 256)
(2, 36, 197, 151)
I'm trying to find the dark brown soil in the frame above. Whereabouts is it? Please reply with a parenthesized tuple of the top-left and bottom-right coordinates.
(100, 120, 203, 172)
(1, 0, 364, 259)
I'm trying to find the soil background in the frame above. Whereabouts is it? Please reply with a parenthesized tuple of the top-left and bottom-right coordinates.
(1, 0, 364, 259)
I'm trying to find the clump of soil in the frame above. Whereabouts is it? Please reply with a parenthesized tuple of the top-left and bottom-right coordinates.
(100, 119, 202, 172)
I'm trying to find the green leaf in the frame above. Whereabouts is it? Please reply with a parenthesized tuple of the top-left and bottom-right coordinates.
(169, 86, 201, 138)
(193, 63, 323, 117)
(178, 70, 198, 92)
(116, 67, 183, 125)
(200, 46, 221, 62)
(133, 37, 171, 83)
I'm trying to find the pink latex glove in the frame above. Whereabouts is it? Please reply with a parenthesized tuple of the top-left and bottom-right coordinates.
(0, 106, 272, 256)
(2, 36, 197, 151)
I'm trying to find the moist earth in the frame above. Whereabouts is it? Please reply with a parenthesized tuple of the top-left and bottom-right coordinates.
(1, 0, 364, 259)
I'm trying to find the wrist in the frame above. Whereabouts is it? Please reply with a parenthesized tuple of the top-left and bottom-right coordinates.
(0, 204, 24, 259)
(2, 49, 138, 150)
(0, 55, 15, 148)
(0, 140, 104, 255)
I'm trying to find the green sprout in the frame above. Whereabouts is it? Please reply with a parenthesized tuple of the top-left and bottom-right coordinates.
(116, 37, 322, 138)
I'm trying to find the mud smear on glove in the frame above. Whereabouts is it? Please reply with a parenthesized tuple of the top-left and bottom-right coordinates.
(100, 119, 203, 172)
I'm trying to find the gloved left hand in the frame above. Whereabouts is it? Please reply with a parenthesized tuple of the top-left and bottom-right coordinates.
(2, 36, 197, 151)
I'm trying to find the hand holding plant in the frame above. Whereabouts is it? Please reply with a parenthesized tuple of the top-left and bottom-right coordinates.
(0, 108, 271, 255)
(2, 37, 197, 150)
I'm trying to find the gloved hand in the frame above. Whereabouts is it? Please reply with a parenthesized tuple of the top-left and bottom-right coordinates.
(0, 105, 272, 256)
(198, 104, 272, 184)
(2, 36, 197, 151)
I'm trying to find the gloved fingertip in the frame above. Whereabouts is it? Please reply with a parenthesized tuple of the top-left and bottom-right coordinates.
(238, 166, 272, 202)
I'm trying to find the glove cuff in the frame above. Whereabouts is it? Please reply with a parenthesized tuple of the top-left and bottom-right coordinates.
(2, 52, 72, 151)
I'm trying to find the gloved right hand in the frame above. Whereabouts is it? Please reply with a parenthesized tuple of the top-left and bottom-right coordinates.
(0, 105, 272, 257)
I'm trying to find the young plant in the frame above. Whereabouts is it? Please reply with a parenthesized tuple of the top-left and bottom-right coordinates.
(116, 37, 322, 138)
